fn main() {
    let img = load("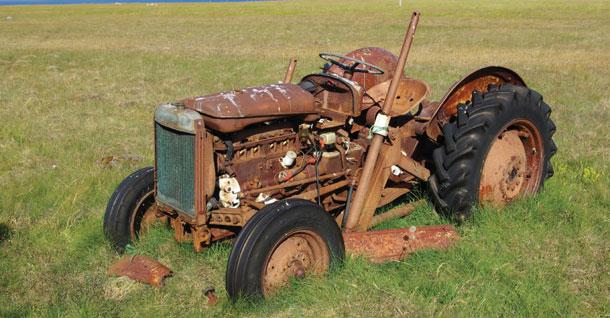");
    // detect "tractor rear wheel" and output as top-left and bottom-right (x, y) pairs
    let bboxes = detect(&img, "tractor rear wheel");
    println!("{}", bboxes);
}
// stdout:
(103, 167), (163, 252)
(429, 84), (556, 221)
(226, 199), (344, 302)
